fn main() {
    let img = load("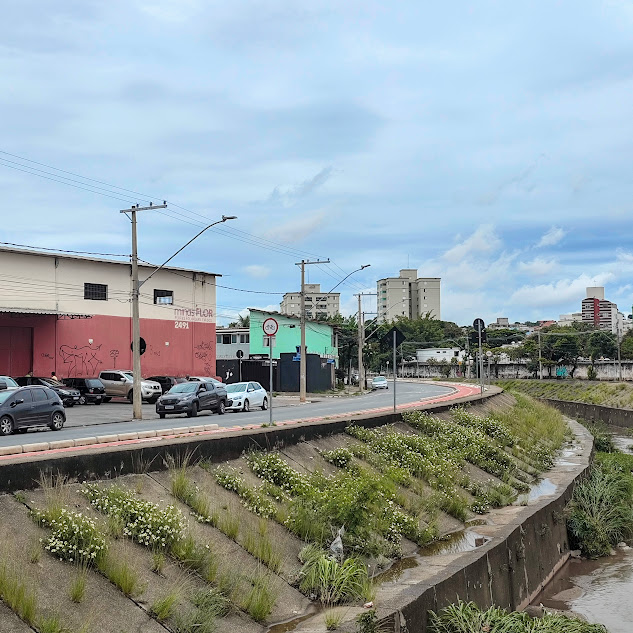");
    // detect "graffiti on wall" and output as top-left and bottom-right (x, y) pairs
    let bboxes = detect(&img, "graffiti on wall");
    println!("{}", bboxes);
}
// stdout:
(59, 344), (103, 376)
(109, 349), (119, 368)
